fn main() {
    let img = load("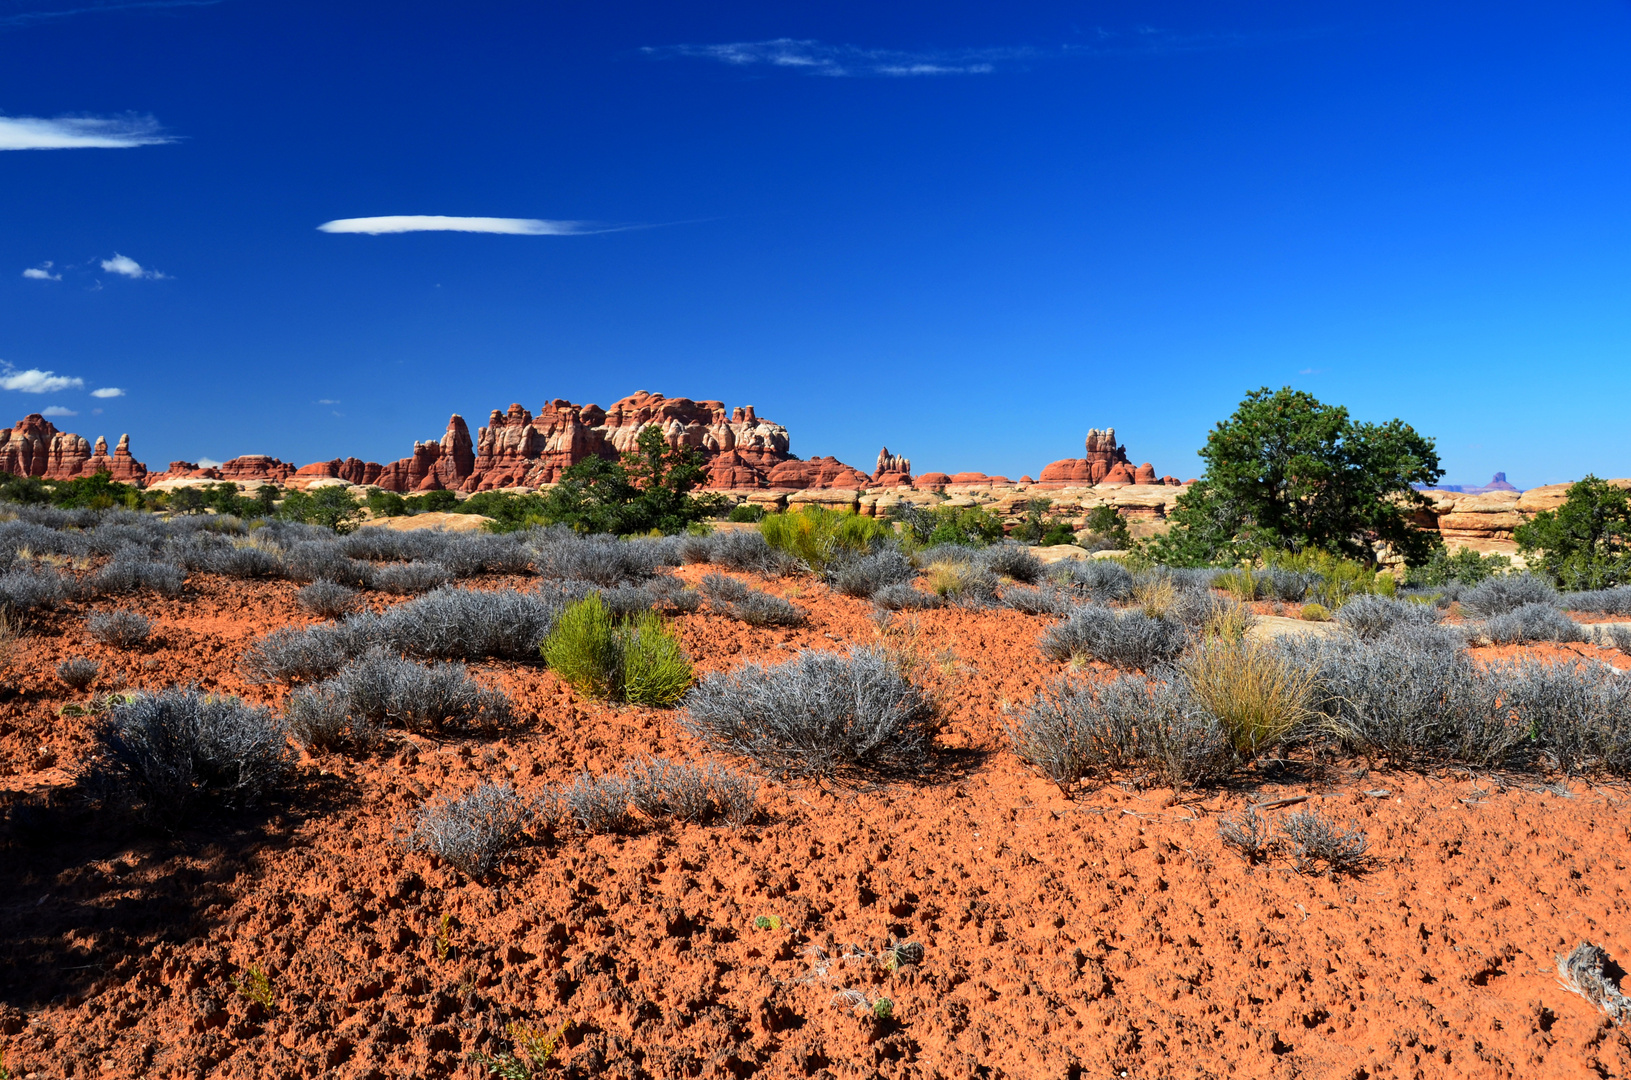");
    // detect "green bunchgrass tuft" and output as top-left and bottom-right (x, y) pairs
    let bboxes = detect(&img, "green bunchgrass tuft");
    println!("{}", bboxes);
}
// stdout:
(541, 594), (621, 699)
(542, 596), (693, 707)
(619, 610), (694, 706)
(1180, 640), (1312, 759)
